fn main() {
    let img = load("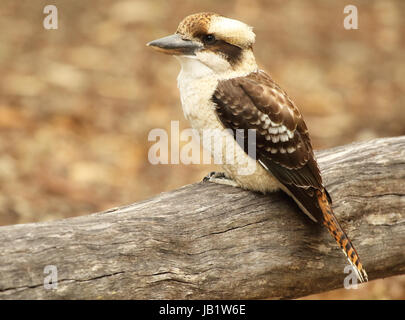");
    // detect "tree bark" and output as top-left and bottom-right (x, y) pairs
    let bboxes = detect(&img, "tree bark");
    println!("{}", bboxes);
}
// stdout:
(0, 136), (404, 299)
